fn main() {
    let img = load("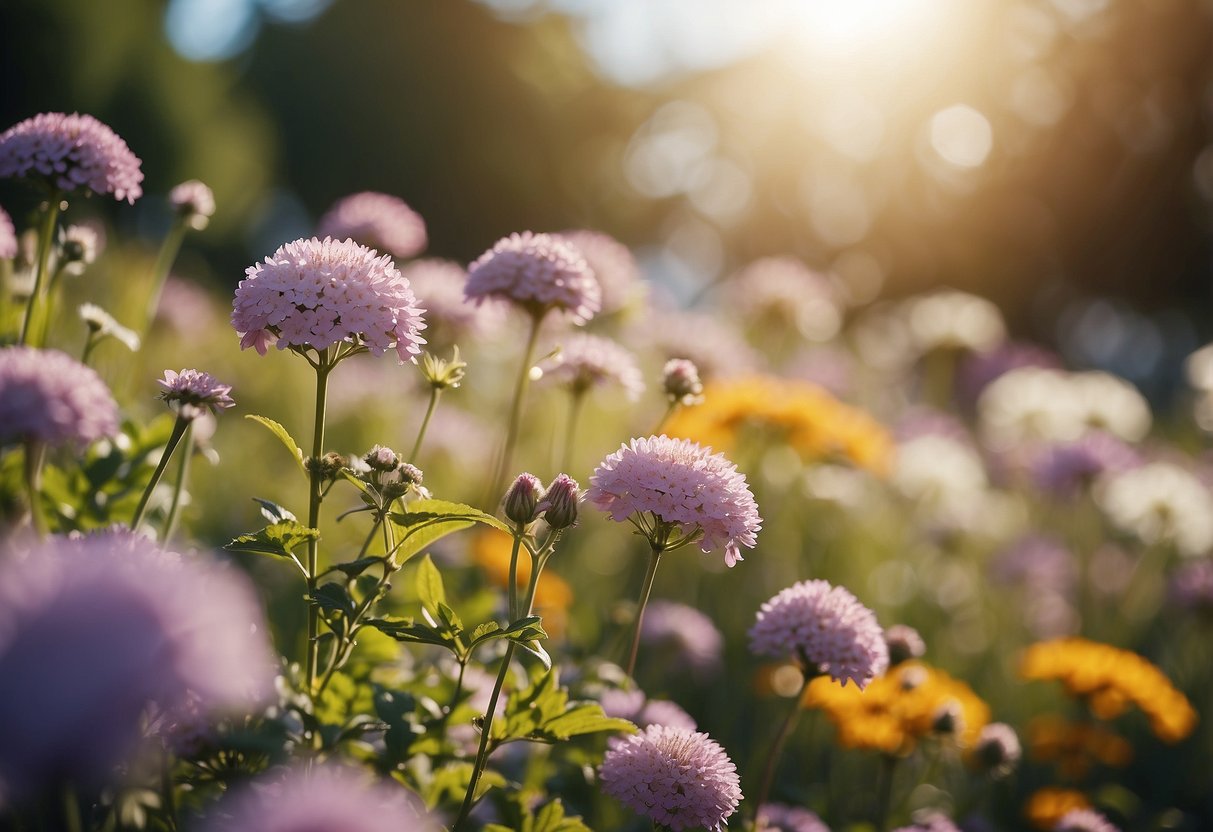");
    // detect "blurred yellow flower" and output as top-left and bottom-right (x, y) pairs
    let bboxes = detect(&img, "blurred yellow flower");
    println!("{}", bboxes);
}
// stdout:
(663, 375), (894, 477)
(803, 661), (990, 755)
(470, 529), (573, 637)
(1027, 714), (1133, 780)
(1020, 637), (1198, 743)
(1025, 788), (1090, 829)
